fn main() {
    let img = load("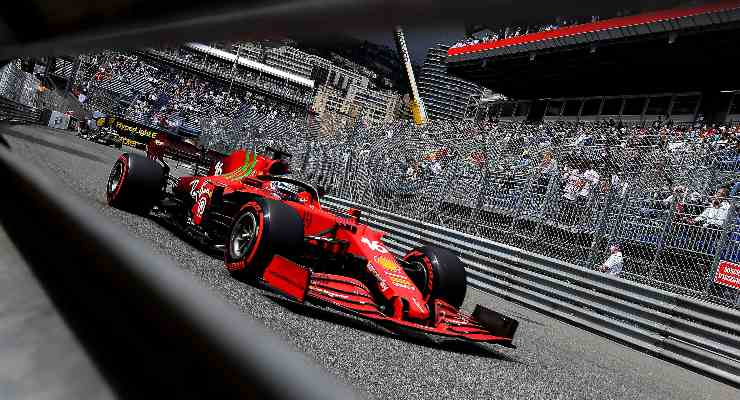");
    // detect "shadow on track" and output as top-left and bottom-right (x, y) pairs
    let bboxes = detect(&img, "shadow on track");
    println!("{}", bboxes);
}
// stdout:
(2, 127), (108, 163)
(147, 214), (225, 259)
(264, 294), (520, 363)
